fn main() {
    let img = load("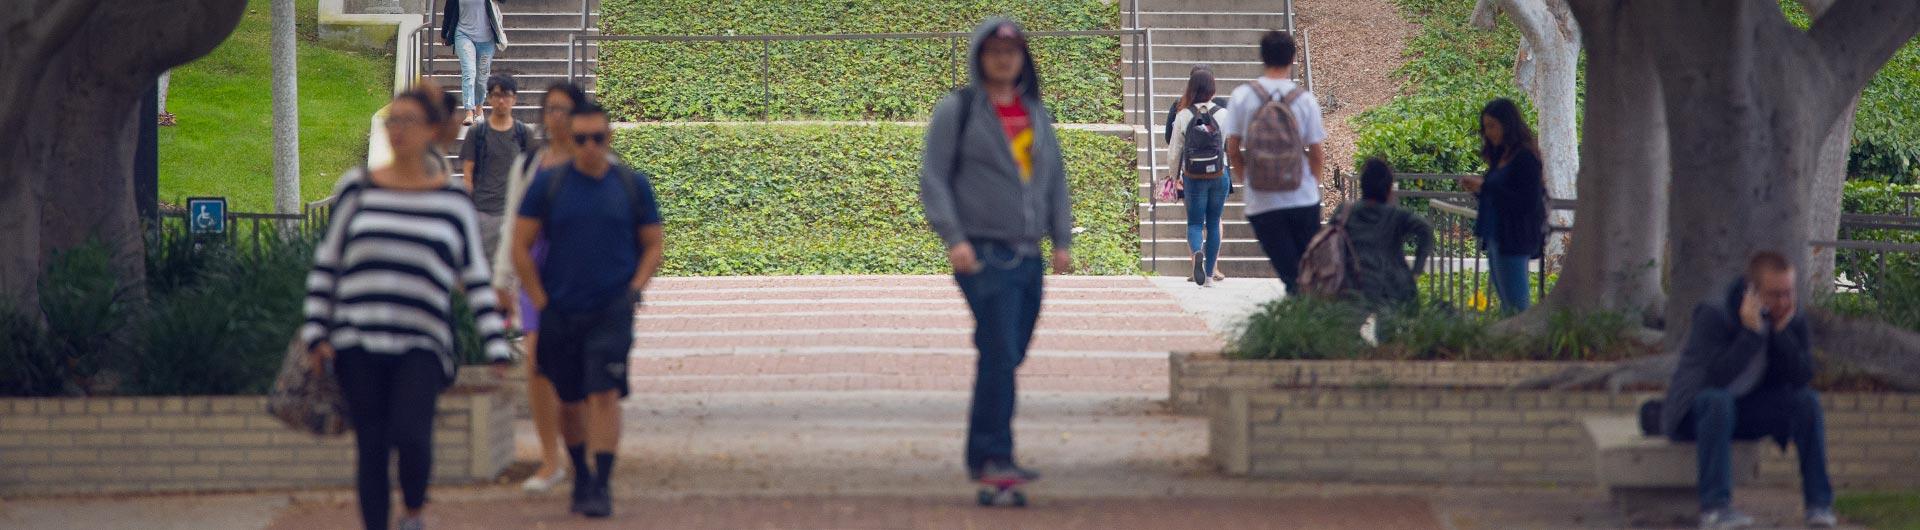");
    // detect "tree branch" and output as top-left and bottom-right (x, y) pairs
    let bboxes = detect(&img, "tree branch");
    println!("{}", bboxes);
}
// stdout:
(1472, 0), (1503, 30)
(1809, 0), (1920, 97)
